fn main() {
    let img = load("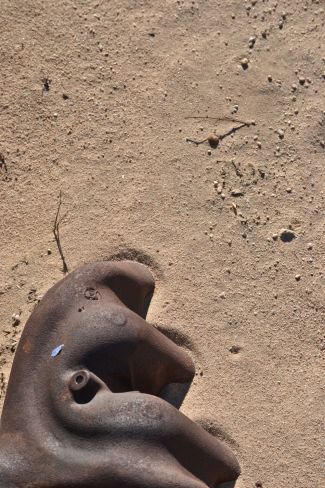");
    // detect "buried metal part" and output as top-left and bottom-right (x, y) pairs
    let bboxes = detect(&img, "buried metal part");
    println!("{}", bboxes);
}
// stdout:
(0, 260), (240, 487)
